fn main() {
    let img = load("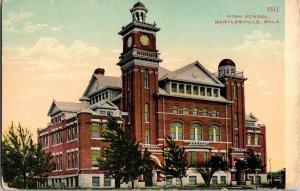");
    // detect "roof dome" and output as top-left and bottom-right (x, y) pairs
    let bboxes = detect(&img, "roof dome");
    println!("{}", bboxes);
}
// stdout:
(218, 59), (236, 67)
(133, 2), (145, 8)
